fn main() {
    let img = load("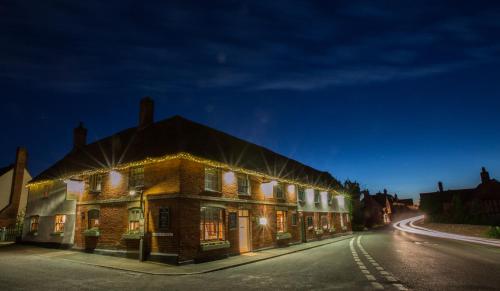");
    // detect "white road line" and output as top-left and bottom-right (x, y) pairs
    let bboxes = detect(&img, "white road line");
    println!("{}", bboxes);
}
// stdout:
(393, 215), (500, 247)
(349, 237), (384, 289)
(372, 282), (385, 290)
